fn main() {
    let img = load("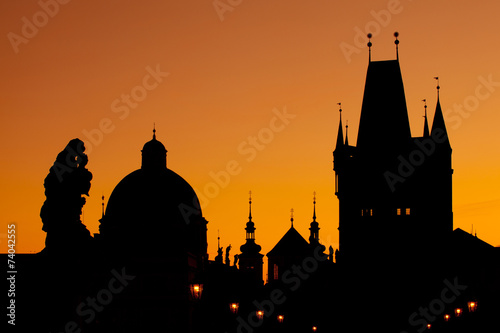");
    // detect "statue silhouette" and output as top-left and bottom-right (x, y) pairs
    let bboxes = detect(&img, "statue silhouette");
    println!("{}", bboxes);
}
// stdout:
(225, 244), (232, 265)
(215, 245), (223, 264)
(40, 139), (93, 254)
